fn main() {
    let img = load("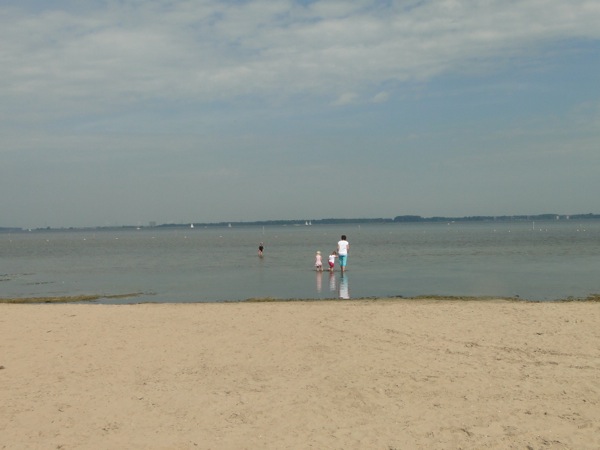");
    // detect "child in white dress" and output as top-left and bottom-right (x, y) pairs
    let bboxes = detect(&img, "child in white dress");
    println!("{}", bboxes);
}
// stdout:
(314, 251), (323, 271)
